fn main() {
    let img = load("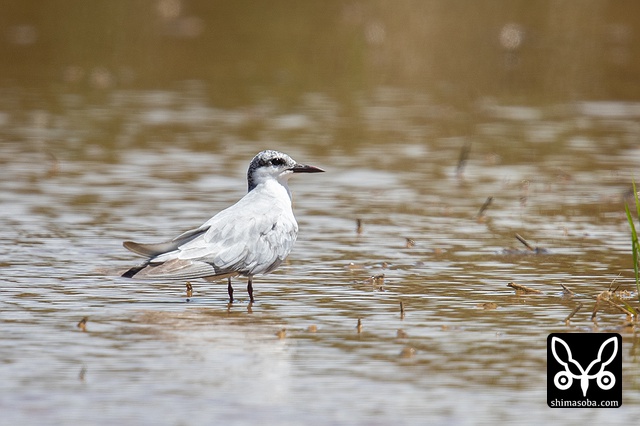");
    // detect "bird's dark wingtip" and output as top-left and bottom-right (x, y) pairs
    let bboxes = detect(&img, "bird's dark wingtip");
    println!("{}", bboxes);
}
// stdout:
(121, 264), (147, 278)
